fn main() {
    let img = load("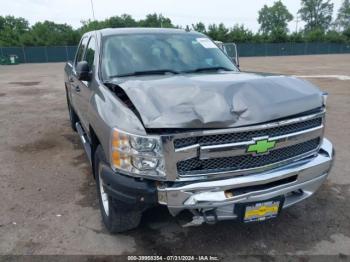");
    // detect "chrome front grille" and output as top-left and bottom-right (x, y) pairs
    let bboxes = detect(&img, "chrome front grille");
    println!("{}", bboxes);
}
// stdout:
(160, 109), (325, 181)
(174, 117), (322, 148)
(177, 138), (320, 175)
